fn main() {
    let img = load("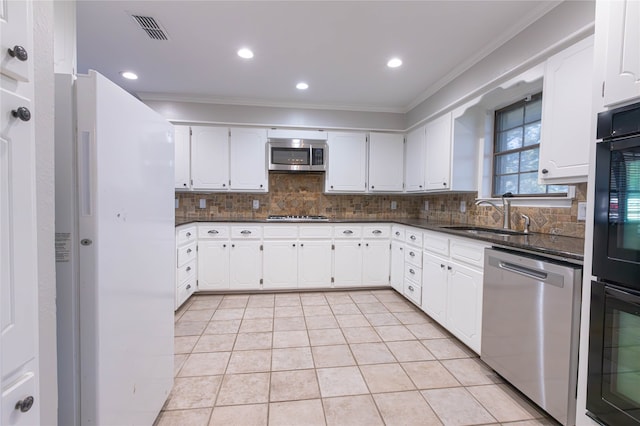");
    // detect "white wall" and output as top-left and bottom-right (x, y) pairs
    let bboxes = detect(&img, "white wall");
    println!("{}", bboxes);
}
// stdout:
(34, 0), (58, 423)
